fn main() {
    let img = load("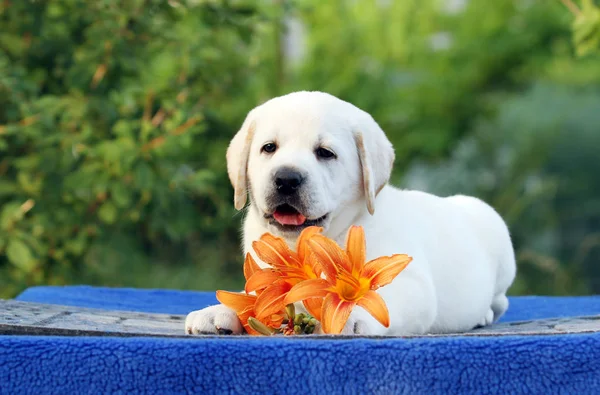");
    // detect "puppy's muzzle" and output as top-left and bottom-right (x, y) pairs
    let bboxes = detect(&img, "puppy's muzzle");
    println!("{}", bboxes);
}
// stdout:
(274, 167), (305, 196)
